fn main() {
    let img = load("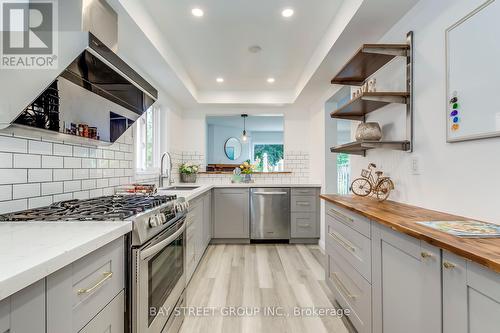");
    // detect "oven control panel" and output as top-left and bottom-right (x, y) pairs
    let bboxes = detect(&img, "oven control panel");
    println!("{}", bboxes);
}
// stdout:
(148, 199), (189, 228)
